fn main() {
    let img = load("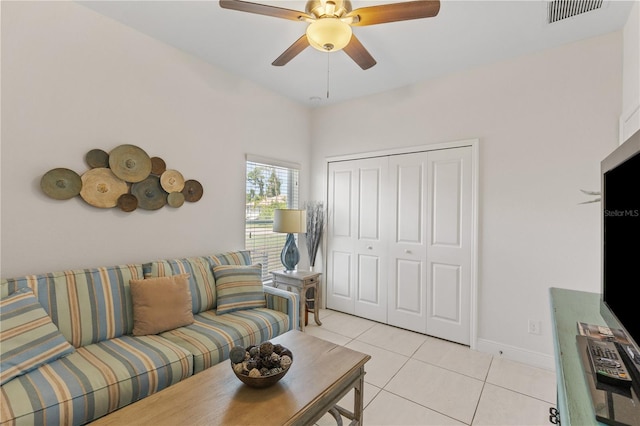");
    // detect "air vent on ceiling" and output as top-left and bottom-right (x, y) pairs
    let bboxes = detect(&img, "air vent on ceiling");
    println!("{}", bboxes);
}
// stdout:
(547, 0), (604, 24)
